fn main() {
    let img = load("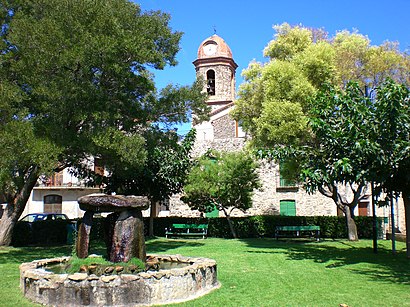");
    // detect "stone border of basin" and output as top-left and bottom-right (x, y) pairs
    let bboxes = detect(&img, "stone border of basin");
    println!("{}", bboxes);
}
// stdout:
(20, 254), (220, 306)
